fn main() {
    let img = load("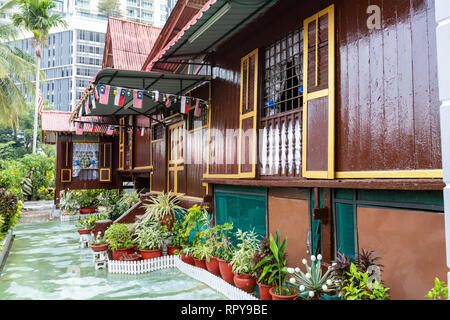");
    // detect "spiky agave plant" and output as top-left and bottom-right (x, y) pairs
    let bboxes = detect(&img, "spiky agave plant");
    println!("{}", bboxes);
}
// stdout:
(142, 192), (185, 222)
